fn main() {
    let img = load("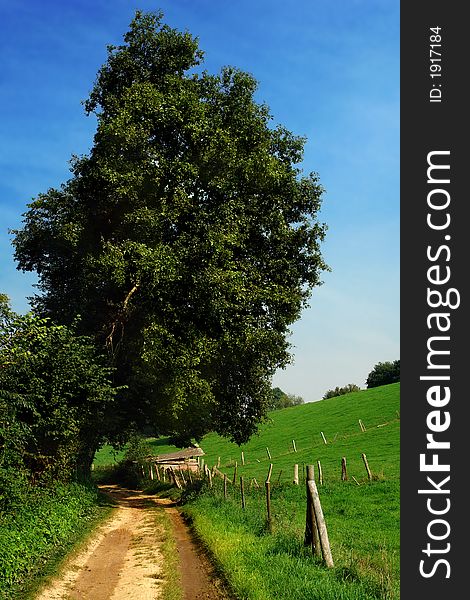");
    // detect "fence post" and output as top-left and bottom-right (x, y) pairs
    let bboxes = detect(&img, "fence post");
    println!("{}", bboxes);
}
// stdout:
(317, 460), (323, 485)
(341, 457), (348, 481)
(232, 461), (238, 485)
(240, 477), (246, 509)
(320, 431), (328, 444)
(307, 479), (334, 567)
(293, 464), (299, 485)
(266, 447), (272, 460)
(265, 463), (273, 531)
(362, 453), (372, 480)
(292, 439), (297, 453)
(359, 419), (366, 432)
(304, 465), (321, 557)
(241, 451), (245, 466)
